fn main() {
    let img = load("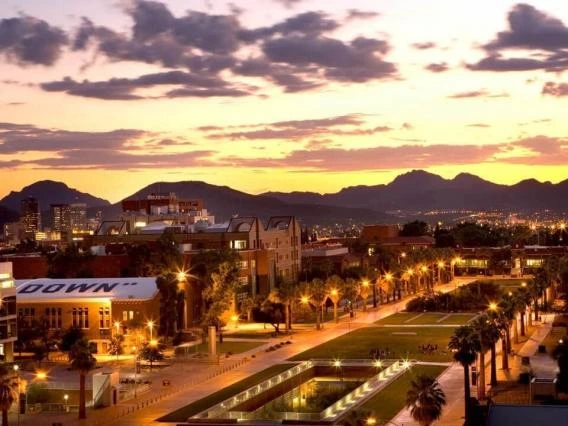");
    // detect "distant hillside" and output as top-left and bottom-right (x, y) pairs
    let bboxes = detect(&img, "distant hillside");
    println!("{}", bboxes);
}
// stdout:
(263, 170), (568, 212)
(105, 181), (392, 226)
